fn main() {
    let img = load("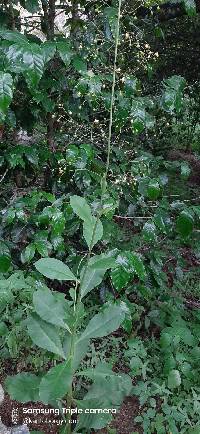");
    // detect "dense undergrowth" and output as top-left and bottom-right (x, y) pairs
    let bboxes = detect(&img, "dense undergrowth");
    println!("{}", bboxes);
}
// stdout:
(0, 1), (200, 434)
